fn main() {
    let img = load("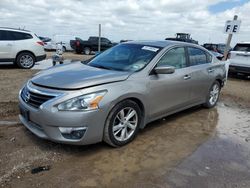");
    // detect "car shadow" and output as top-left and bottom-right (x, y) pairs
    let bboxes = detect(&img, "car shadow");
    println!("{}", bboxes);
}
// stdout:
(0, 63), (18, 69)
